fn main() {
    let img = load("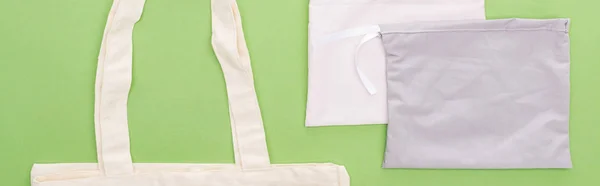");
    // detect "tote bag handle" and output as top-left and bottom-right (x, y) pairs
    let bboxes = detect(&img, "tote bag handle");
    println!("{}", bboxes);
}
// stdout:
(94, 0), (145, 176)
(94, 0), (270, 176)
(211, 0), (271, 169)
